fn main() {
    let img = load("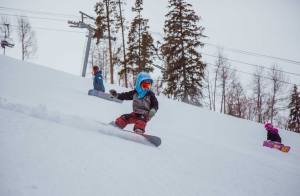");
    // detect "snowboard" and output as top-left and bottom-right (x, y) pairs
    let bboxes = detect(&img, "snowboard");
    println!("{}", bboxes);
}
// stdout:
(263, 140), (291, 153)
(98, 121), (161, 147)
(88, 89), (123, 104)
(121, 129), (161, 147)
